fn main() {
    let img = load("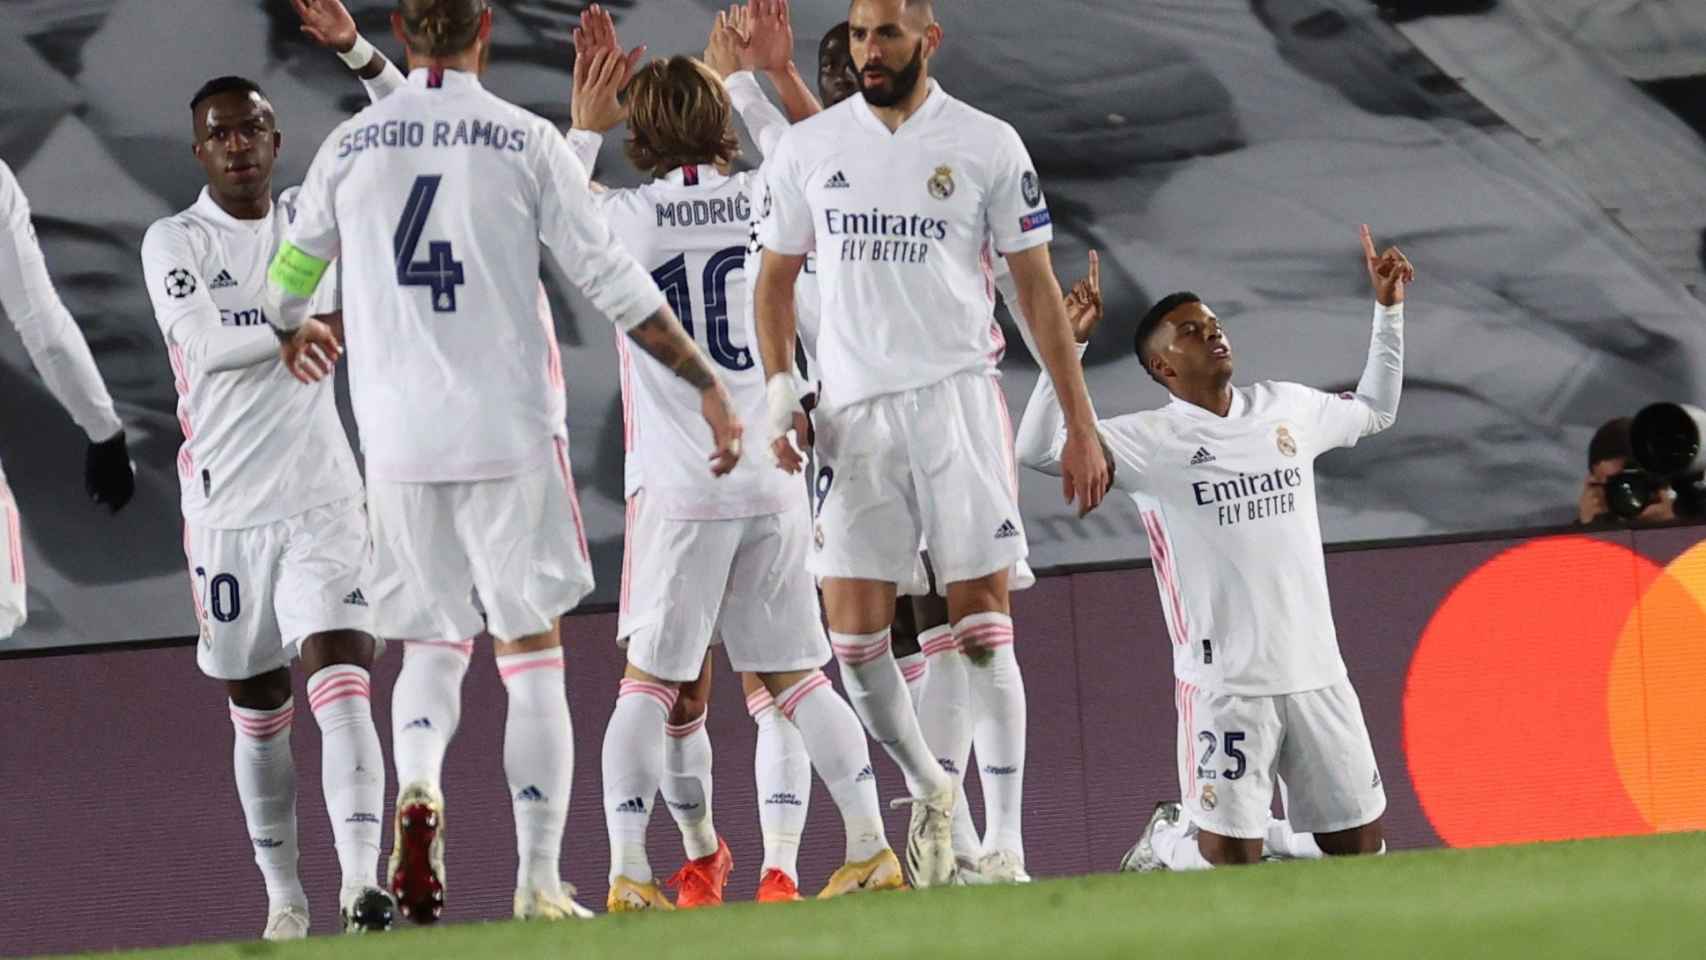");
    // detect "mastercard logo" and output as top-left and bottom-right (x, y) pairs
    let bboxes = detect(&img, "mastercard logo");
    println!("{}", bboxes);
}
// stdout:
(1404, 535), (1706, 846)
